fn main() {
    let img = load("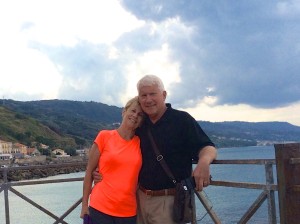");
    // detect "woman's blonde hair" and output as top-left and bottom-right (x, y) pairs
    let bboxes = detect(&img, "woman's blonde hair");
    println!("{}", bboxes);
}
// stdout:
(123, 96), (140, 111)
